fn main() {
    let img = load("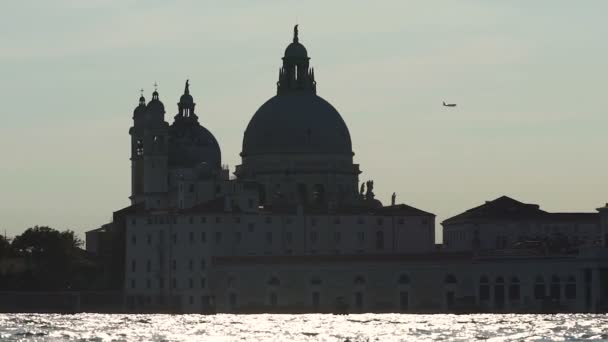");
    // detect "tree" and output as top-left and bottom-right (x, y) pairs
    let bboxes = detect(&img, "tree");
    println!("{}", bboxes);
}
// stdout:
(10, 226), (88, 290)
